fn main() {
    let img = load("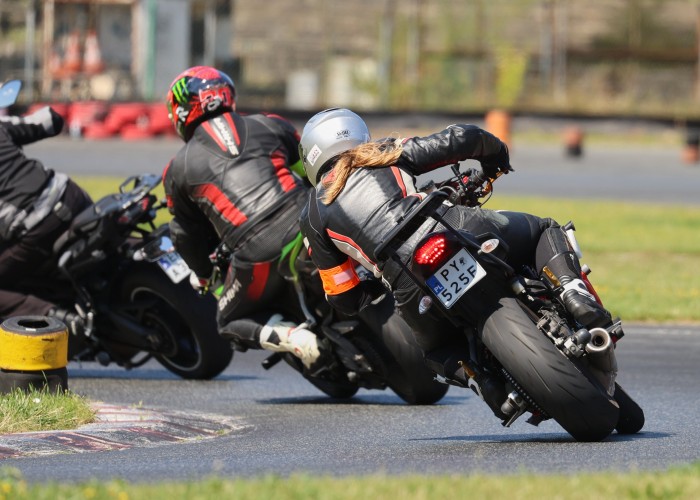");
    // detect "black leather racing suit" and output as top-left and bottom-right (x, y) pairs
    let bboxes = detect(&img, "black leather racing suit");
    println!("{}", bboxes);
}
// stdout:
(0, 107), (93, 318)
(300, 124), (568, 353)
(163, 110), (308, 347)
